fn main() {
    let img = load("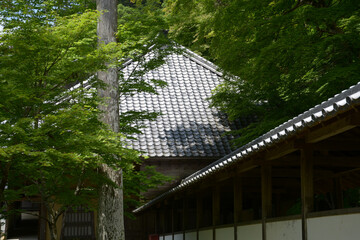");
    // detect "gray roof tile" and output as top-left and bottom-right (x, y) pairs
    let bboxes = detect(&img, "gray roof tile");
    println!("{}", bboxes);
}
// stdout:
(121, 49), (238, 158)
